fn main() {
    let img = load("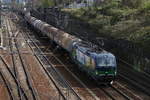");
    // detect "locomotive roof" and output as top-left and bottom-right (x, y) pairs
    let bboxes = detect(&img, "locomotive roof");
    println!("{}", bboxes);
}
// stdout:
(76, 42), (115, 58)
(76, 41), (107, 54)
